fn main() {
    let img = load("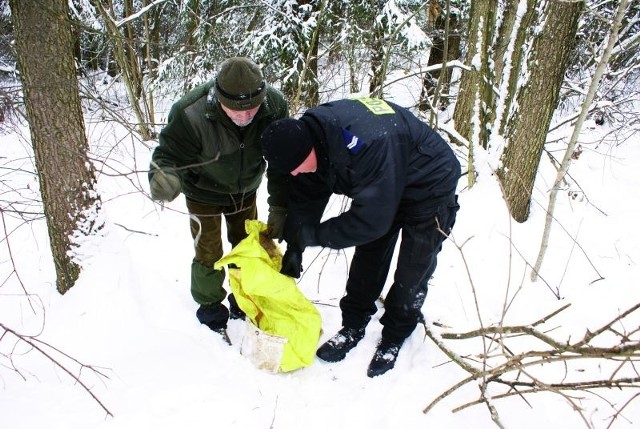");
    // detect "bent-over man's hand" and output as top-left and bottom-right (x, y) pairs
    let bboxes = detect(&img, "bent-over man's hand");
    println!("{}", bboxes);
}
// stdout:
(280, 248), (303, 278)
